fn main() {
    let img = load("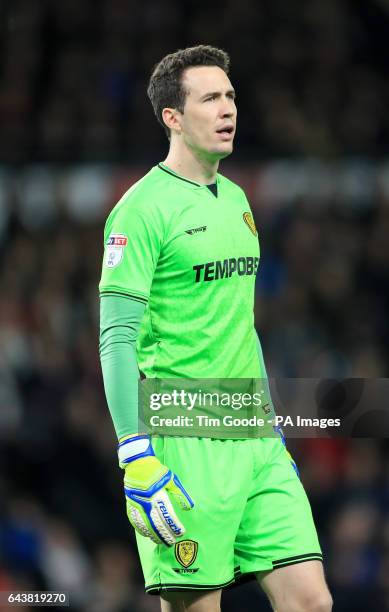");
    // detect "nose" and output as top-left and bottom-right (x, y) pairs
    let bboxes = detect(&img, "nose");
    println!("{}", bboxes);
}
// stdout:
(221, 108), (234, 118)
(219, 98), (235, 118)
